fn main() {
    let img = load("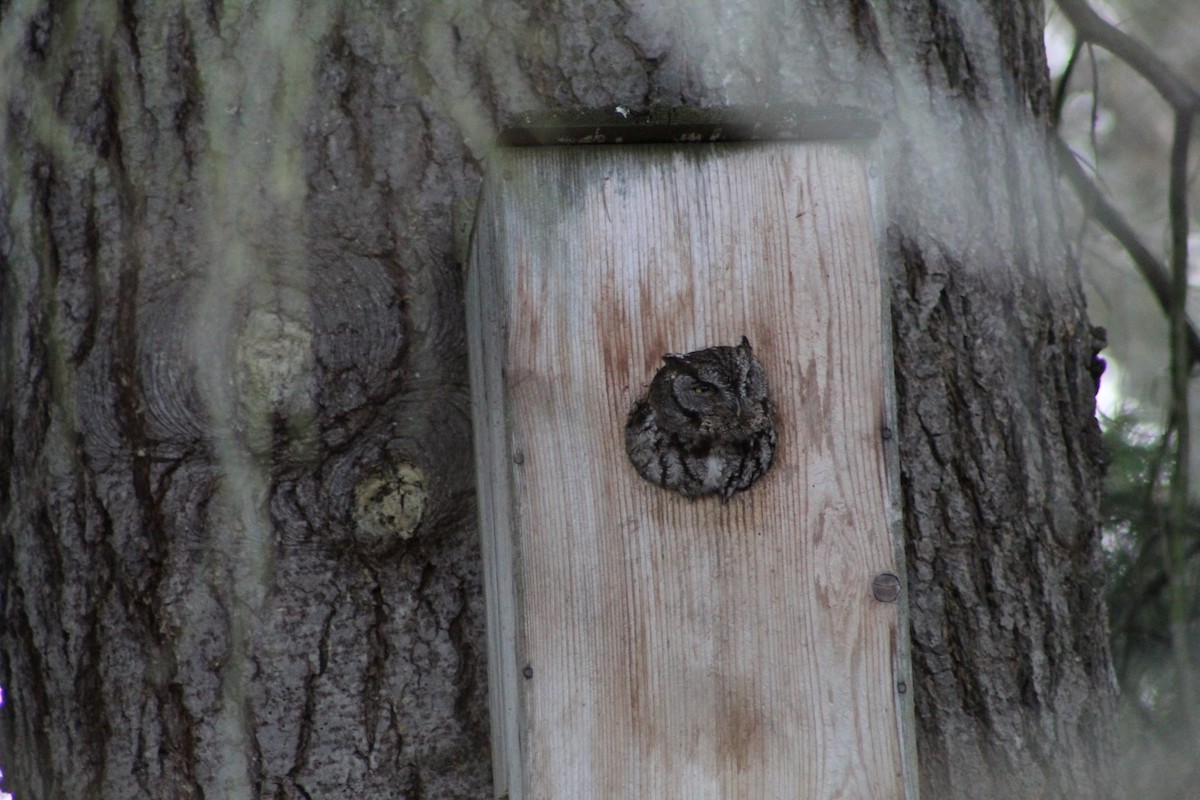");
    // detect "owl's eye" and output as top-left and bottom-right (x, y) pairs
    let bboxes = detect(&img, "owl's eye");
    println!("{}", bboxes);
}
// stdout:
(693, 384), (715, 395)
